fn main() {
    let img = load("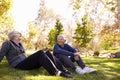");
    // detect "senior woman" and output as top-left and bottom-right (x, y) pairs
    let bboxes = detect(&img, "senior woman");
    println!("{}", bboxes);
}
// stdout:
(0, 31), (71, 78)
